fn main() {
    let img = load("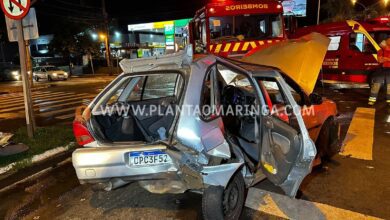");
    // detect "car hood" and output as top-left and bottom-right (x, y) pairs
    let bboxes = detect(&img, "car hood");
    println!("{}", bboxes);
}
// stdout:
(242, 33), (330, 95)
